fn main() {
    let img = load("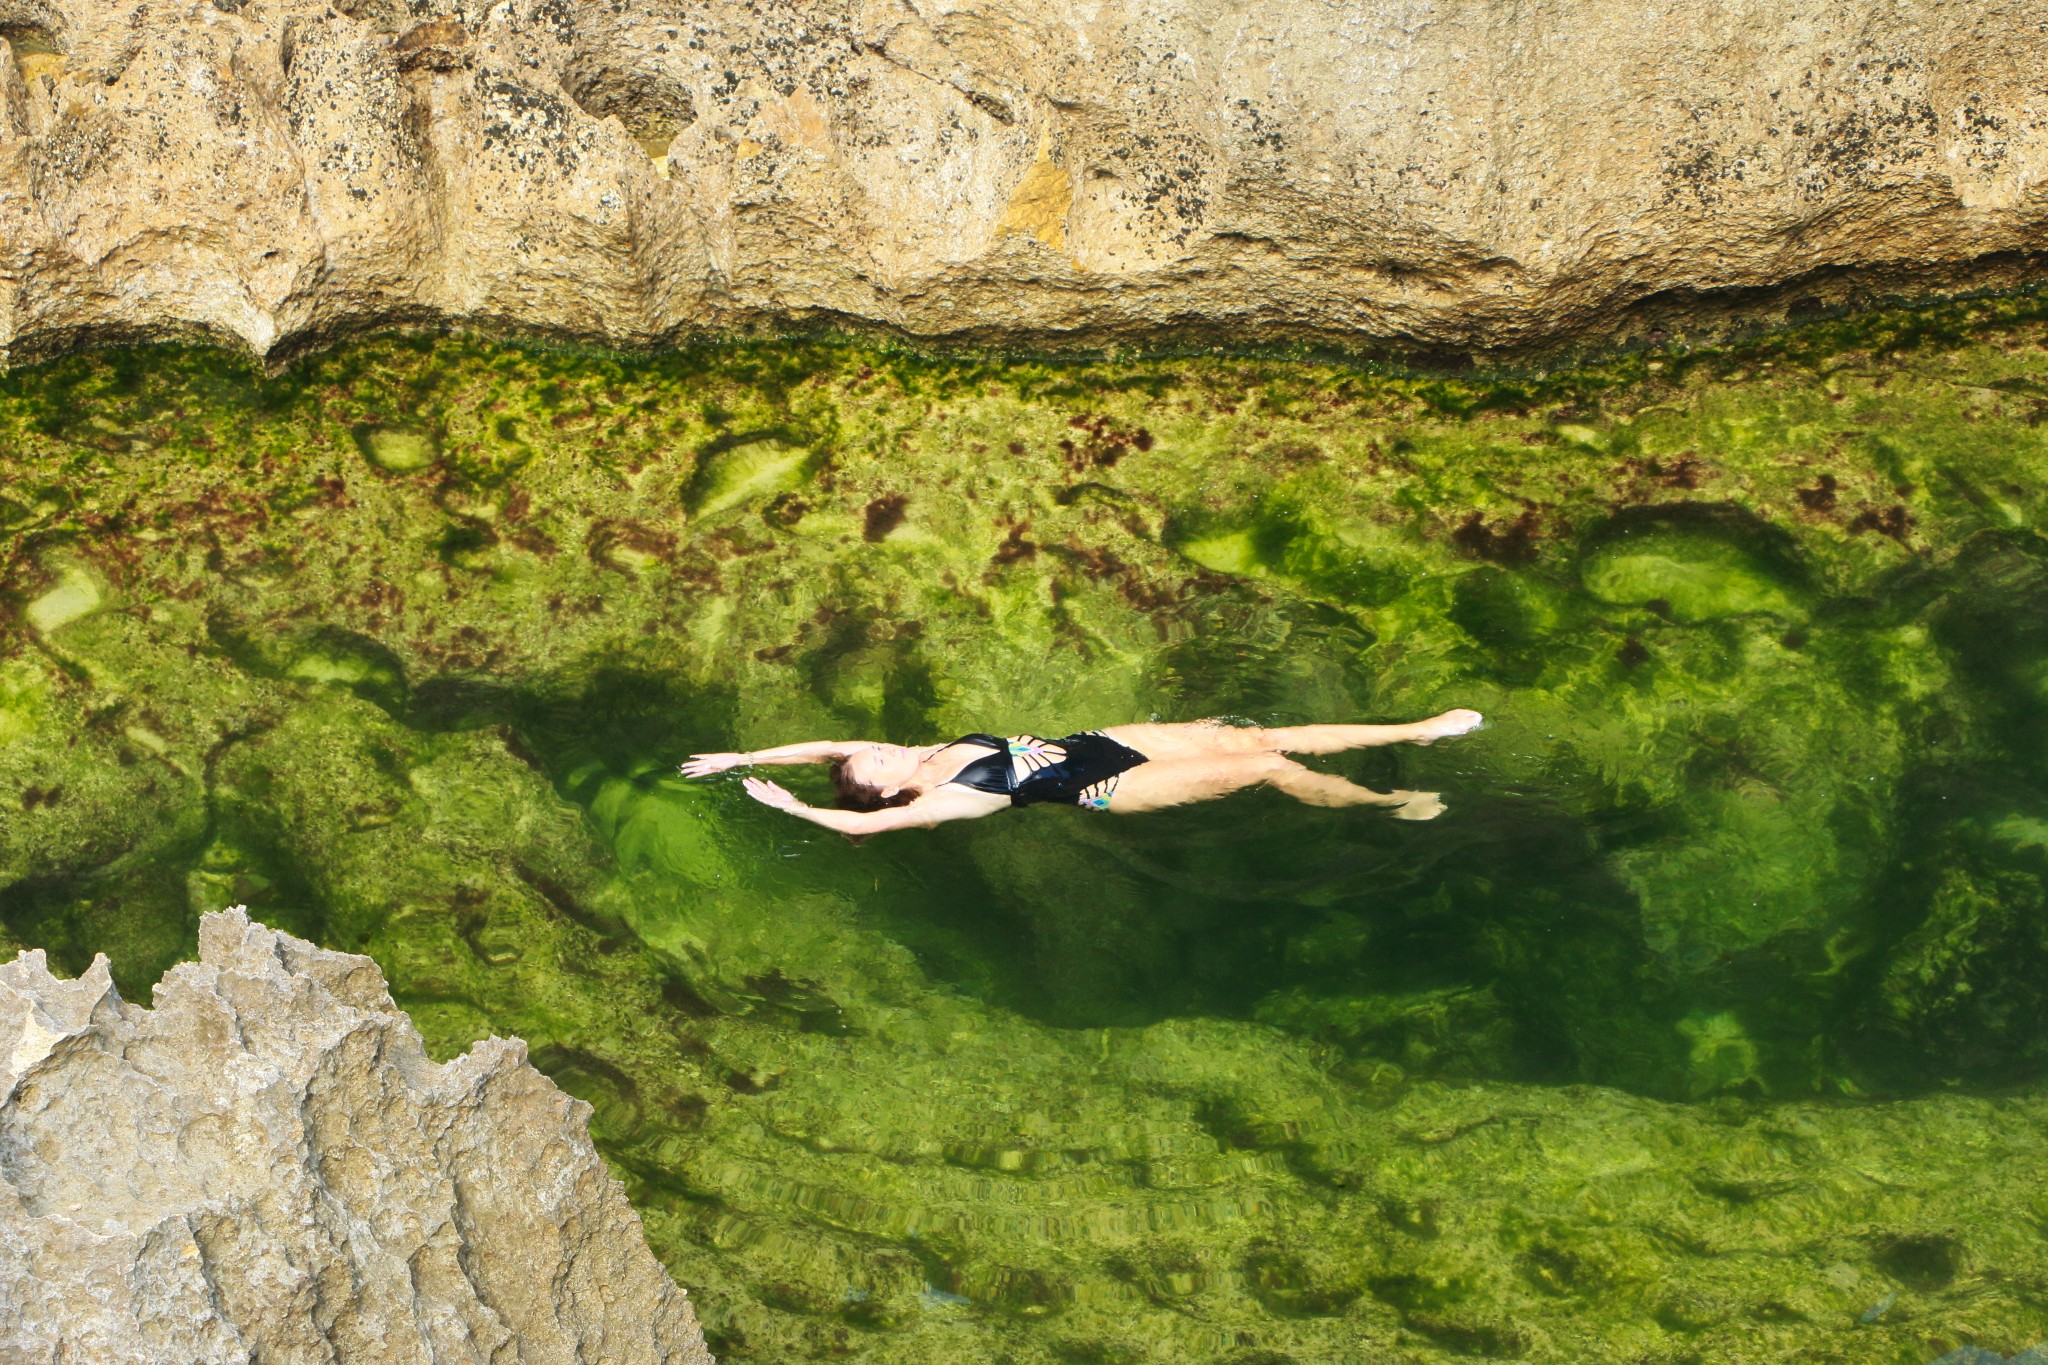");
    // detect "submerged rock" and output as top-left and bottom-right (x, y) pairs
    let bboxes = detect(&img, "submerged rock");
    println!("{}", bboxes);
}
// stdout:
(0, 909), (712, 1365)
(4, 0), (2048, 360)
